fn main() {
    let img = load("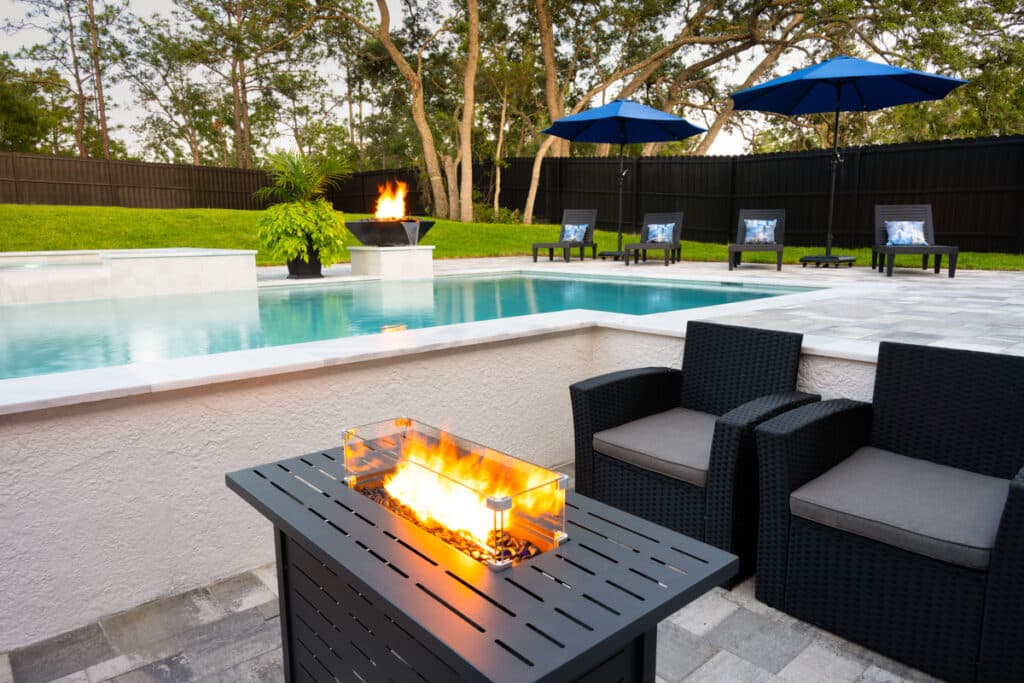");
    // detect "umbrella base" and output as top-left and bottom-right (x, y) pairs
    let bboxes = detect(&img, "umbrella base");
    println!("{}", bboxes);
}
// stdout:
(800, 254), (856, 268)
(598, 250), (631, 261)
